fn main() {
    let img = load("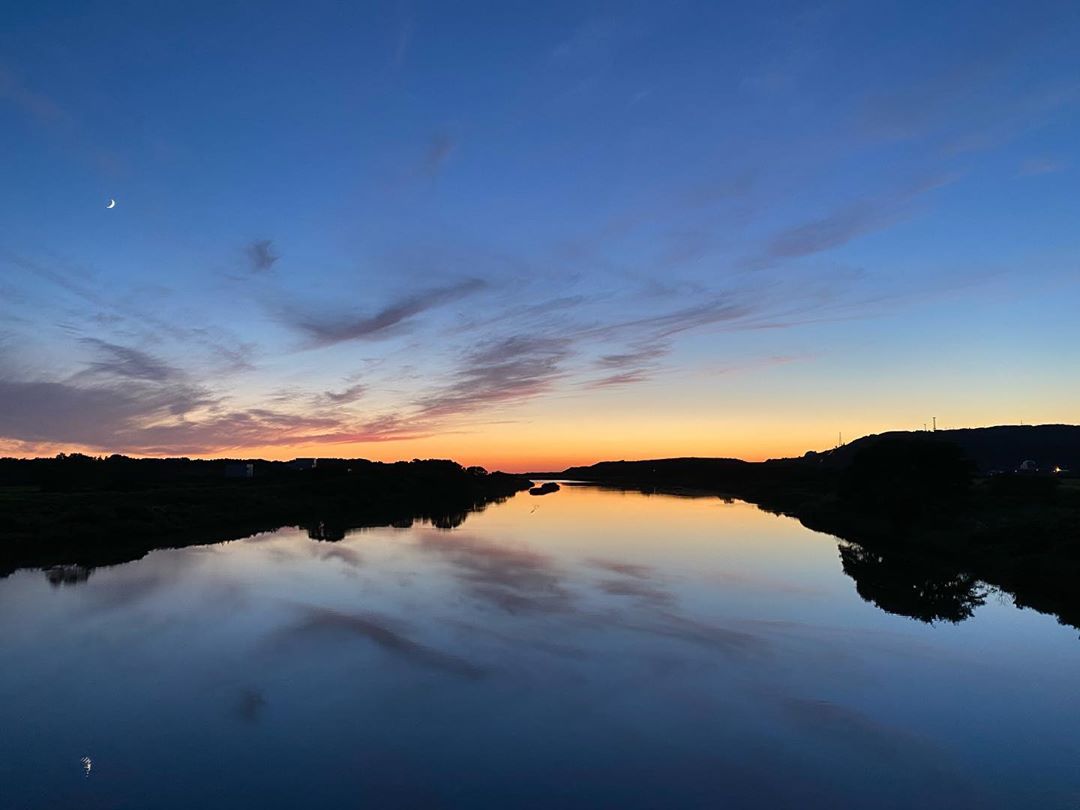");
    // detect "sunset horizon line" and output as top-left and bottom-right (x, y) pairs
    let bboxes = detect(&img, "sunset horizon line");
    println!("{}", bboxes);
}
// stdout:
(4, 419), (1070, 474)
